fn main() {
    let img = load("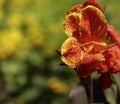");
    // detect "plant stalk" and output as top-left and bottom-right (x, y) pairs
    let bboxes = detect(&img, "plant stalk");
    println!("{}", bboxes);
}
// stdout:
(81, 76), (93, 104)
